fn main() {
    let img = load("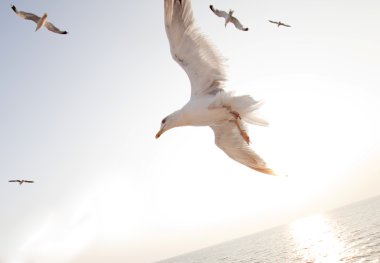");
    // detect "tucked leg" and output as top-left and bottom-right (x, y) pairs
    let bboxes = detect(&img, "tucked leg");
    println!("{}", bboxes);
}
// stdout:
(235, 119), (251, 145)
